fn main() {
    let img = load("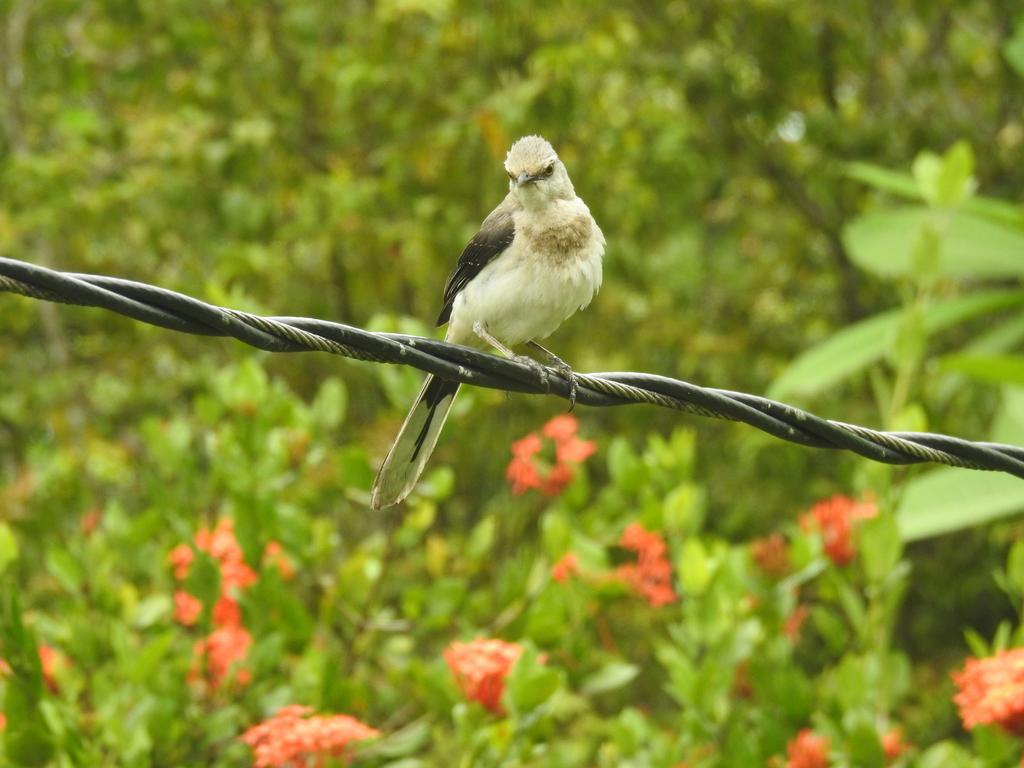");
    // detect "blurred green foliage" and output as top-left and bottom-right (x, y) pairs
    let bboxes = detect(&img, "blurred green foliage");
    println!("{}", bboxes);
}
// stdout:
(2, 0), (1024, 765)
